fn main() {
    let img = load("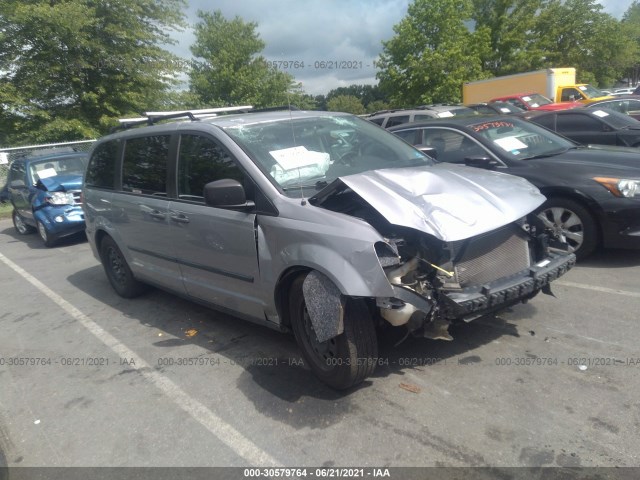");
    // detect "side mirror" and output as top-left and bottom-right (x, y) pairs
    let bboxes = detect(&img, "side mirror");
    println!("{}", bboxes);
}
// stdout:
(465, 156), (499, 170)
(204, 179), (254, 210)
